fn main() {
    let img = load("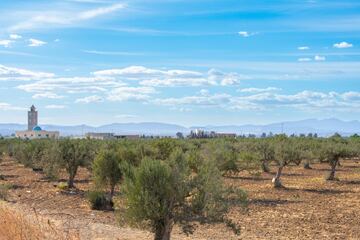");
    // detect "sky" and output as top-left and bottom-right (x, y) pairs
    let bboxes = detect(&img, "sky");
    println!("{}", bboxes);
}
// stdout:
(0, 0), (360, 127)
